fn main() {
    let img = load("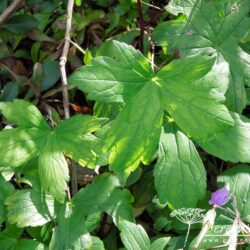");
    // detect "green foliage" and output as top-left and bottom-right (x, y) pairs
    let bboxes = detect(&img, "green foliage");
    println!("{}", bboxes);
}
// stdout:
(50, 173), (133, 249)
(153, 0), (250, 112)
(0, 99), (105, 201)
(70, 40), (236, 180)
(69, 41), (152, 104)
